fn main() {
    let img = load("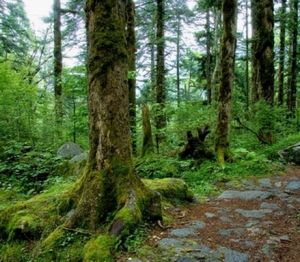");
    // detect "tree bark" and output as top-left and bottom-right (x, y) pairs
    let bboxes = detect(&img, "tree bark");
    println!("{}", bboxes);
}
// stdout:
(155, 0), (166, 152)
(251, 0), (275, 105)
(142, 104), (154, 156)
(176, 9), (181, 106)
(65, 0), (161, 235)
(245, 0), (250, 109)
(215, 0), (237, 165)
(206, 7), (212, 104)
(287, 0), (298, 116)
(127, 0), (137, 154)
(278, 0), (287, 106)
(53, 0), (63, 124)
